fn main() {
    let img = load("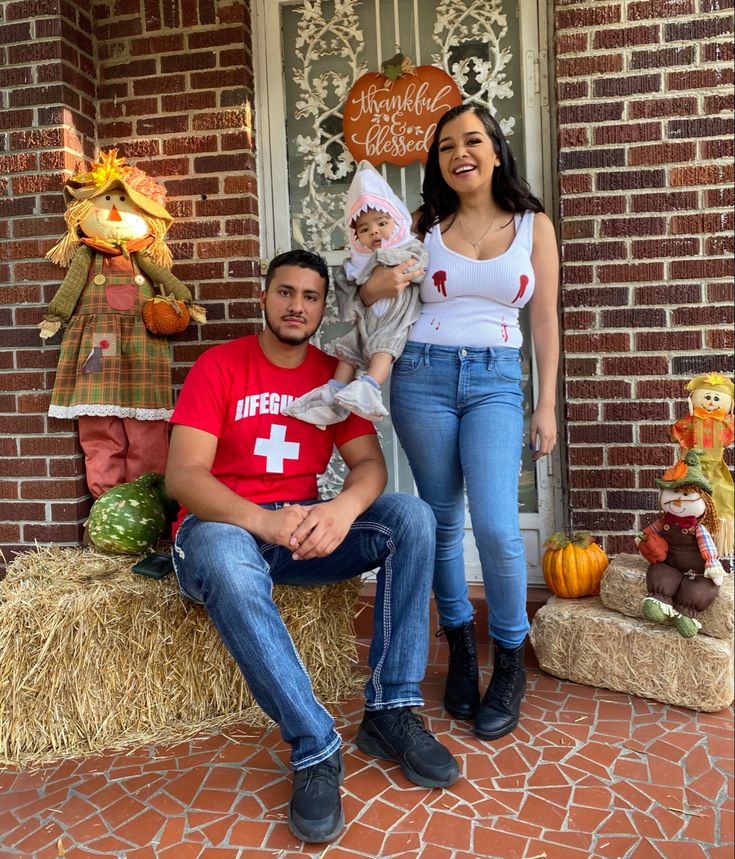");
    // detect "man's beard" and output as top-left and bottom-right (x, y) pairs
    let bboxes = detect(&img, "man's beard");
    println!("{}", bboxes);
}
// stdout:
(263, 308), (319, 346)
